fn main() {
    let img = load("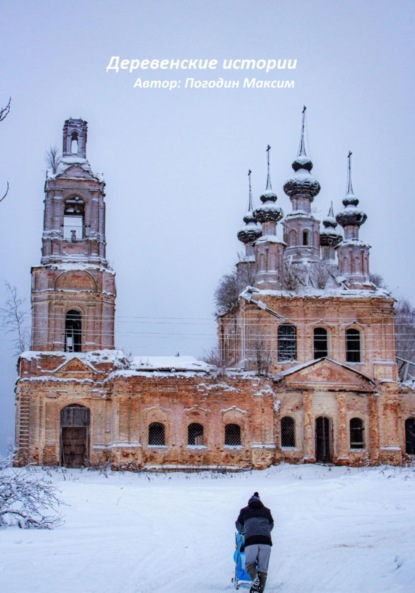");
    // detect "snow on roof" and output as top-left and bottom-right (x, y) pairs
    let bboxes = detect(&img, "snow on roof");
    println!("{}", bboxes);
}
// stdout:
(274, 357), (376, 384)
(128, 356), (213, 373)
